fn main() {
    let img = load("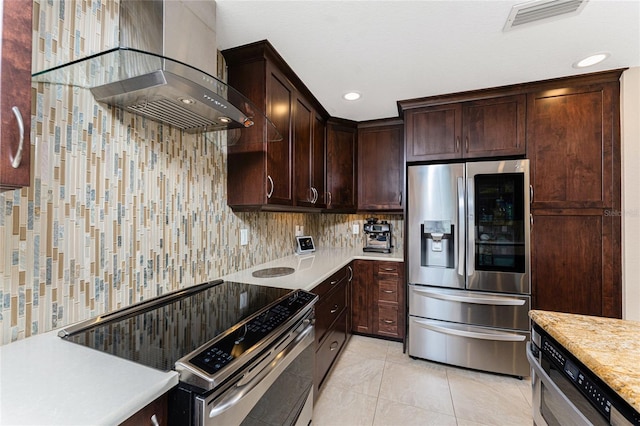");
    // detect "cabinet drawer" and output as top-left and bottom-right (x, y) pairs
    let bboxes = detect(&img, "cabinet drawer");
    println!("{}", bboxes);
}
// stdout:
(313, 266), (349, 298)
(376, 261), (401, 276)
(378, 280), (399, 303)
(377, 304), (400, 336)
(315, 283), (347, 345)
(315, 312), (347, 390)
